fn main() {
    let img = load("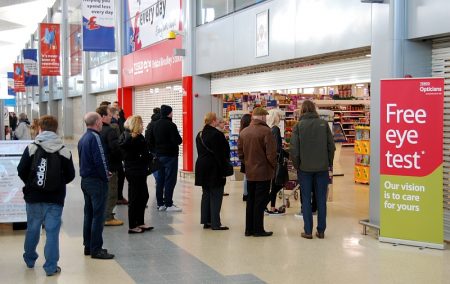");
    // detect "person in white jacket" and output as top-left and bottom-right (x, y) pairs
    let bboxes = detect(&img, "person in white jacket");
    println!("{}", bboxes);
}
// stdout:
(15, 113), (31, 140)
